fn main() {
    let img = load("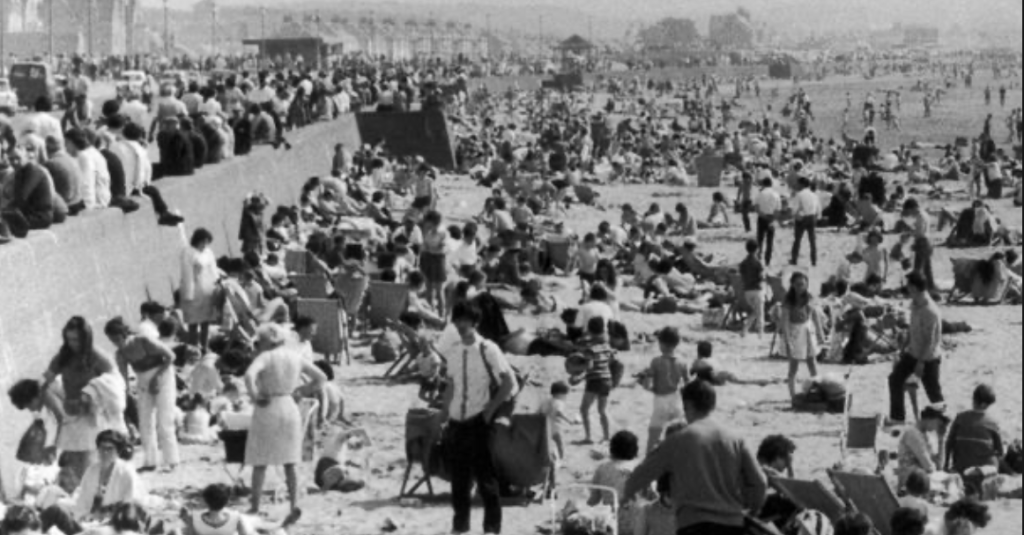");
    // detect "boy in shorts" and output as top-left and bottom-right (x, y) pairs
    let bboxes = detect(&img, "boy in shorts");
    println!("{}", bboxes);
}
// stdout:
(640, 328), (690, 453)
